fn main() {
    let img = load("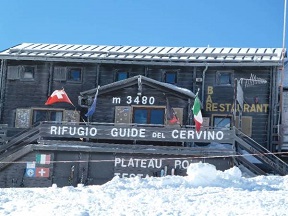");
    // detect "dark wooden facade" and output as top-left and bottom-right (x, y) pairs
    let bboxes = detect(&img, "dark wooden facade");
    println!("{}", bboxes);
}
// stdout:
(0, 43), (287, 187)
